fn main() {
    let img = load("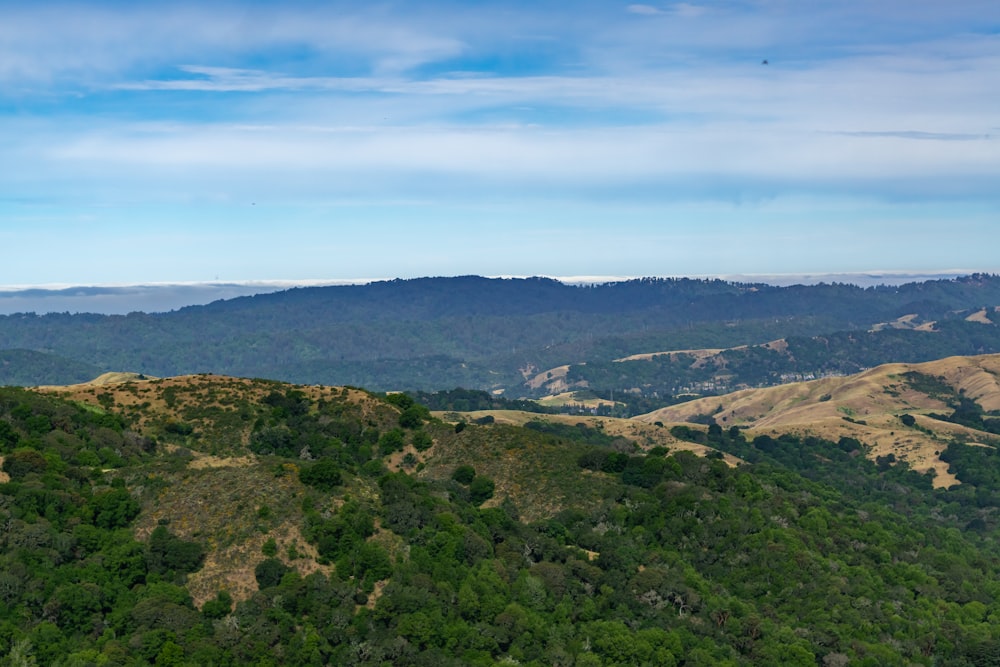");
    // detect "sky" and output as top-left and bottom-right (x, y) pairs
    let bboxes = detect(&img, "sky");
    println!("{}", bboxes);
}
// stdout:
(1, 0), (999, 290)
